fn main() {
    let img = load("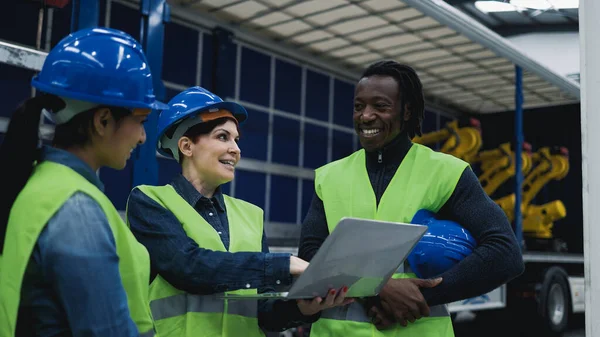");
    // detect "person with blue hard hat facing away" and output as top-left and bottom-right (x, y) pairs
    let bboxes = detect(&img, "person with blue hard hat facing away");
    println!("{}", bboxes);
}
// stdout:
(299, 59), (525, 336)
(126, 86), (353, 337)
(0, 27), (168, 337)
